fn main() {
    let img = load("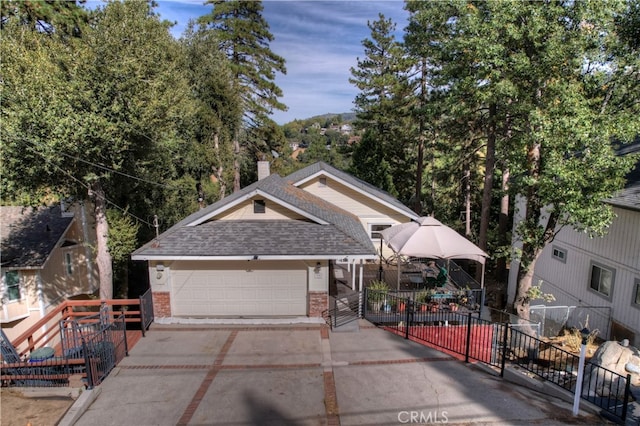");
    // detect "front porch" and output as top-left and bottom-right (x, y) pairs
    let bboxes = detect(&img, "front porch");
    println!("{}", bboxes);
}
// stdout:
(331, 258), (483, 297)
